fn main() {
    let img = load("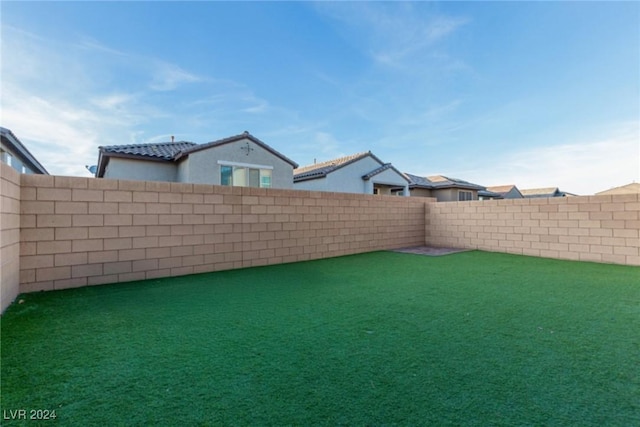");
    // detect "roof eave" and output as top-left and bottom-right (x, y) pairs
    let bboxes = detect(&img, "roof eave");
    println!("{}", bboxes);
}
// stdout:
(95, 149), (172, 178)
(178, 133), (299, 168)
(293, 173), (327, 183)
(0, 128), (49, 174)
